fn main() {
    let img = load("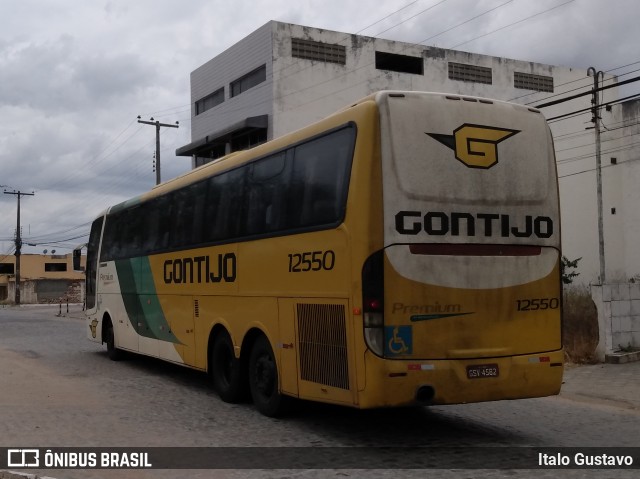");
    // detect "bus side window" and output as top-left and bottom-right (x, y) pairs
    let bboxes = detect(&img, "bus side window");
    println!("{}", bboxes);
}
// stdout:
(86, 217), (104, 309)
(171, 182), (205, 249)
(121, 206), (143, 259)
(290, 127), (353, 228)
(246, 153), (287, 235)
(140, 201), (158, 255)
(204, 168), (245, 242)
